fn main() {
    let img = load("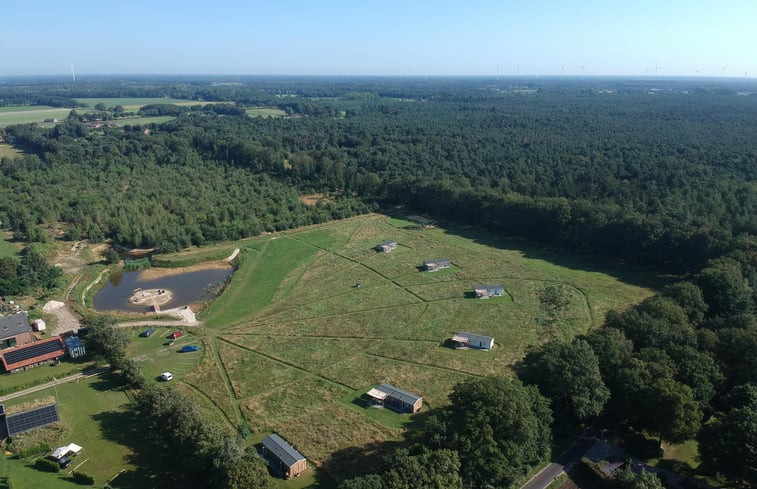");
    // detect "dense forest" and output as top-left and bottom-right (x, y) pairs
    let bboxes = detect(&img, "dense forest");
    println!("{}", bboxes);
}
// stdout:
(0, 77), (755, 487)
